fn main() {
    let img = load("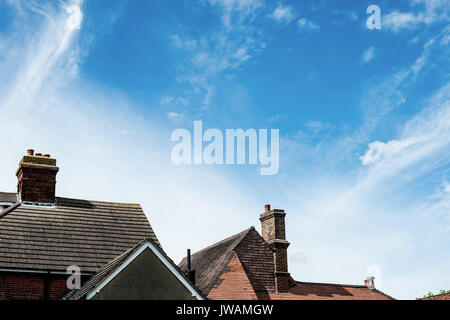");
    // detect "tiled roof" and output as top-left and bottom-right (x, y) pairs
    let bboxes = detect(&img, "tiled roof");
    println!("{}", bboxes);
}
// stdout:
(0, 196), (159, 273)
(420, 292), (450, 300)
(179, 227), (253, 295)
(234, 228), (275, 292)
(179, 227), (394, 300)
(0, 192), (17, 203)
(260, 281), (394, 300)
